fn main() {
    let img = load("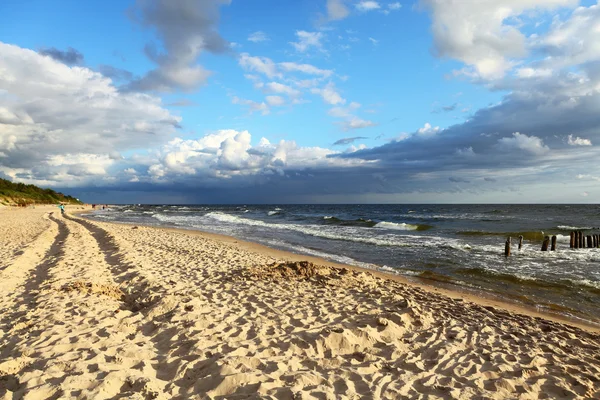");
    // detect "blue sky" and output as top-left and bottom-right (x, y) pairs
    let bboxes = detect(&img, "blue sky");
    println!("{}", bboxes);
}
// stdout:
(1, 0), (599, 203)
